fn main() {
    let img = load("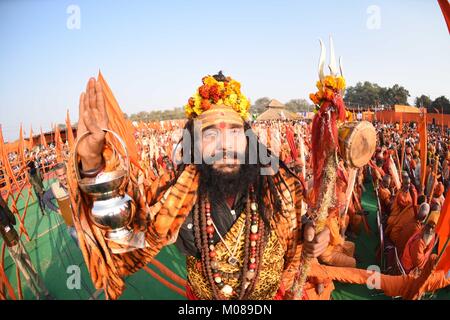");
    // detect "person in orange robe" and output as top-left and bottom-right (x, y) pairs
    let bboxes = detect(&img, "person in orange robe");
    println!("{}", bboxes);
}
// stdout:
(378, 174), (392, 218)
(318, 208), (356, 268)
(430, 182), (445, 209)
(401, 211), (439, 275)
(392, 200), (429, 255)
(386, 176), (416, 234)
(388, 193), (425, 247)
